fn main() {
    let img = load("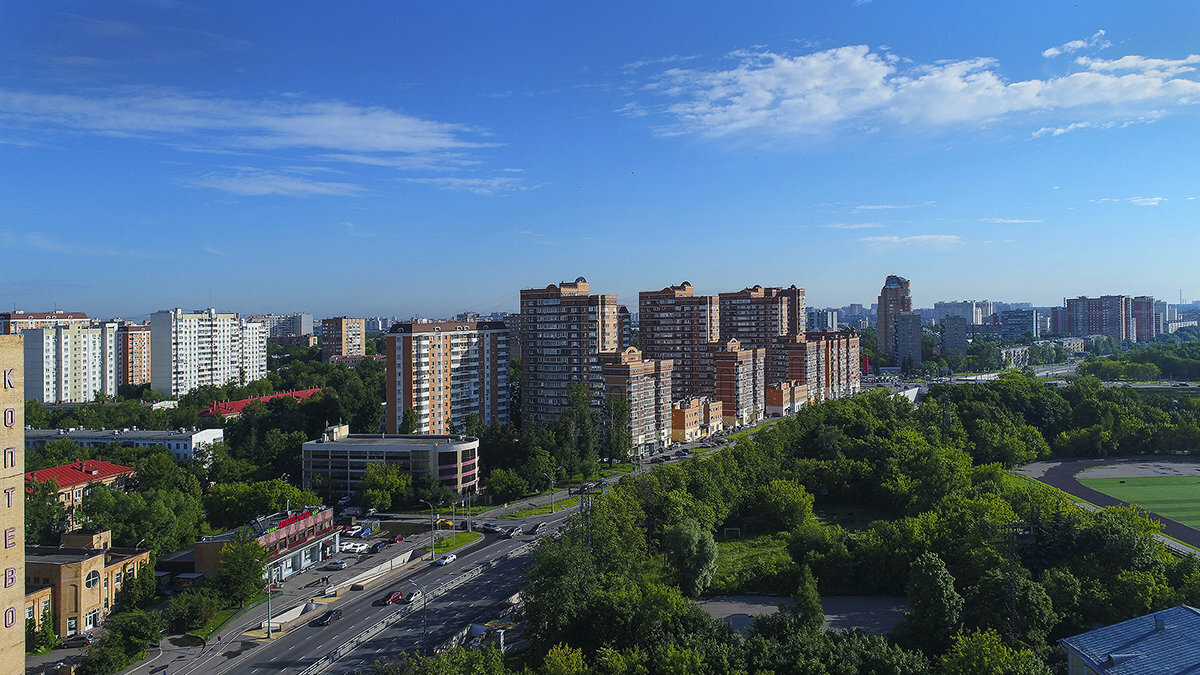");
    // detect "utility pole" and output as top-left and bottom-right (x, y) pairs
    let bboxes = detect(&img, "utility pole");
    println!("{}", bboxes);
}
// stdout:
(420, 499), (438, 560)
